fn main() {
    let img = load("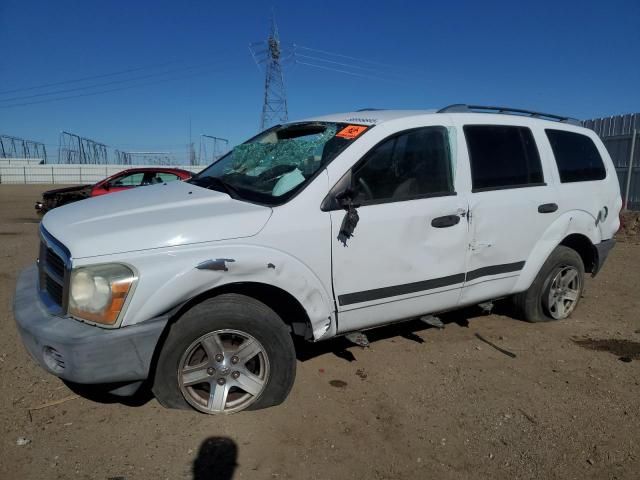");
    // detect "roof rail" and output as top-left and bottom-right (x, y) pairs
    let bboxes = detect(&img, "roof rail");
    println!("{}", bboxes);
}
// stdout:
(356, 108), (385, 112)
(437, 104), (581, 126)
